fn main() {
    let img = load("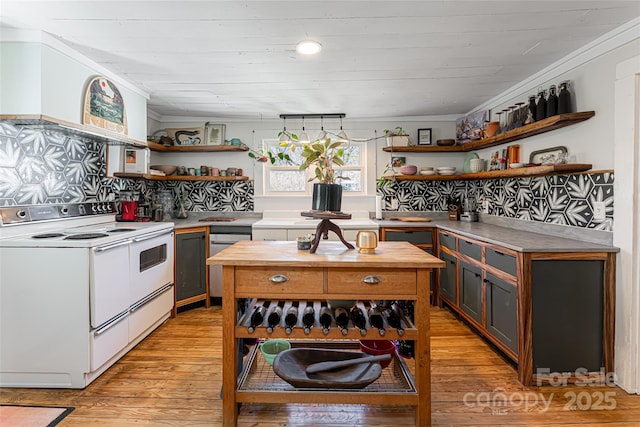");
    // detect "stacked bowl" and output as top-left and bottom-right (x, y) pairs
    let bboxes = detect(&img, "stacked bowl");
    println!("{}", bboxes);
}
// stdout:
(399, 165), (418, 175)
(436, 166), (456, 176)
(469, 158), (485, 173)
(419, 167), (435, 176)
